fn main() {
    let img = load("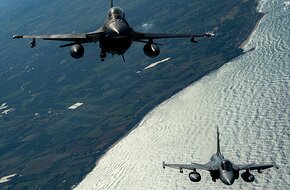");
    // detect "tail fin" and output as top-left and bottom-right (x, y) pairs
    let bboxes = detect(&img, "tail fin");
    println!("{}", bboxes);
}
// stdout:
(217, 126), (221, 153)
(110, 0), (113, 8)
